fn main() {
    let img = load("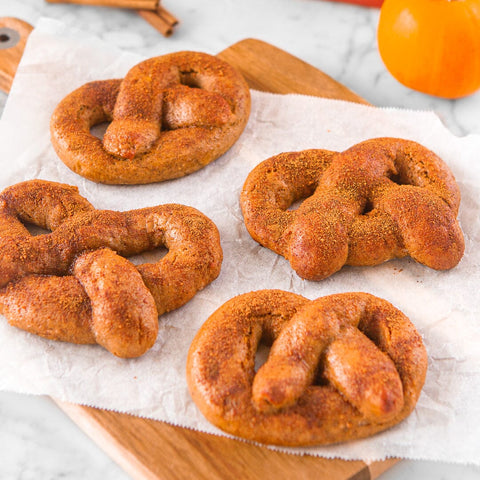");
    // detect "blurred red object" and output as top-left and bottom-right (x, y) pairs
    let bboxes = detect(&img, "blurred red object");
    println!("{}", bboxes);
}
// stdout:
(328, 0), (383, 6)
